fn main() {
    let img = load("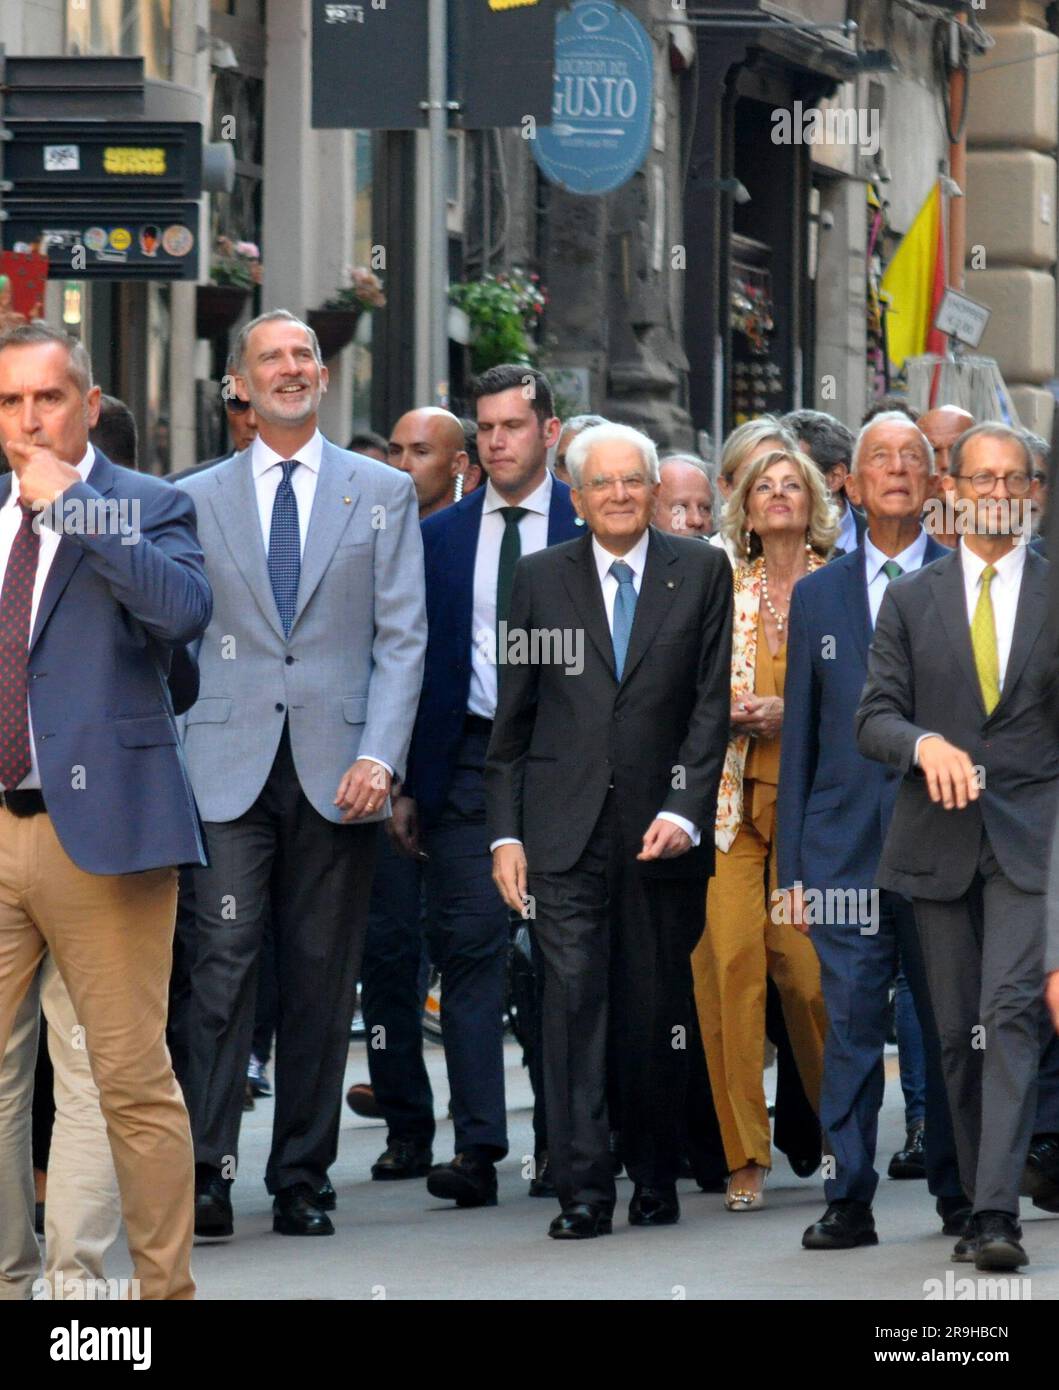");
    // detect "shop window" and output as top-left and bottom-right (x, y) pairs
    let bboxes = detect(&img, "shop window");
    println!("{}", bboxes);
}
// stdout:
(66, 0), (173, 82)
